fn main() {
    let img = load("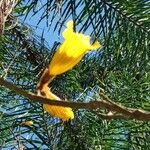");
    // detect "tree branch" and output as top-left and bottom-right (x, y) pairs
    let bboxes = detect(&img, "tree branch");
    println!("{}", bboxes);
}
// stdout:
(91, 110), (124, 120)
(0, 0), (18, 34)
(0, 77), (150, 121)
